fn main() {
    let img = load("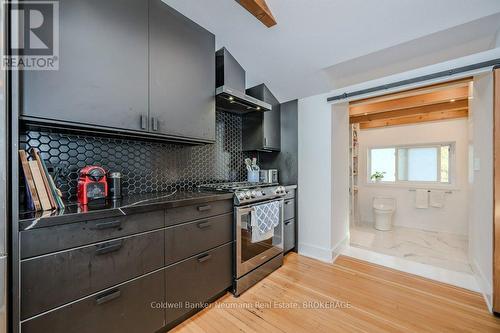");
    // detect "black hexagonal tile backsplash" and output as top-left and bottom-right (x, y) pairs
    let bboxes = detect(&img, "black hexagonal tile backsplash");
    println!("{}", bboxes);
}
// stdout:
(20, 112), (250, 201)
